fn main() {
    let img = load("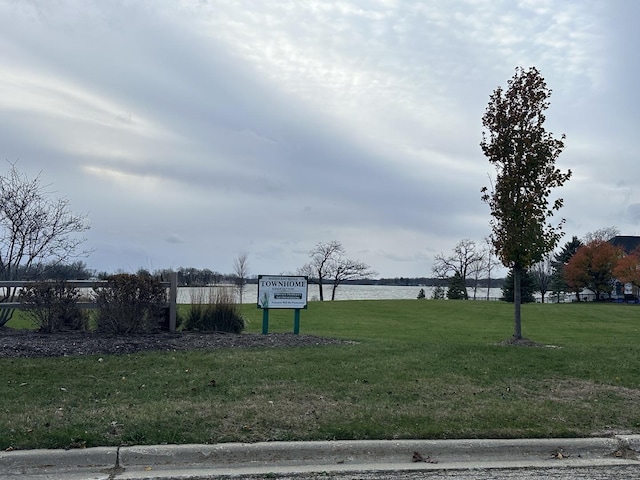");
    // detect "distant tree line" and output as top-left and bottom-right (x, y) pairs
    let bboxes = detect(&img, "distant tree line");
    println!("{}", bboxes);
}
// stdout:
(367, 277), (505, 288)
(9, 261), (93, 281)
(21, 263), (506, 290)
